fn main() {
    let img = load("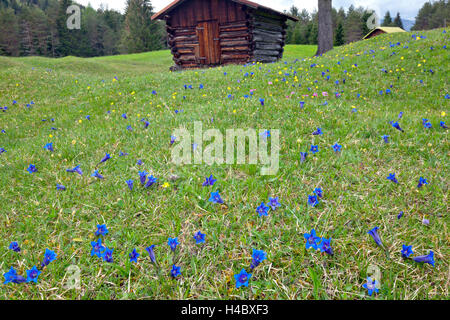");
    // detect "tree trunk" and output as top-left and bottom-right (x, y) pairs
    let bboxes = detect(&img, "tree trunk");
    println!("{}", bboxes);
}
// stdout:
(316, 0), (333, 56)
